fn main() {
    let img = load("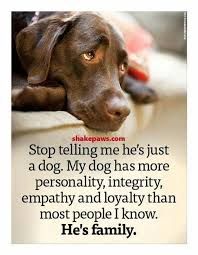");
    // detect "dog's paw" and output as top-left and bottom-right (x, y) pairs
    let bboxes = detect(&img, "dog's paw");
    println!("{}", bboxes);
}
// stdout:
(12, 88), (24, 109)
(122, 76), (158, 104)
(129, 85), (158, 104)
